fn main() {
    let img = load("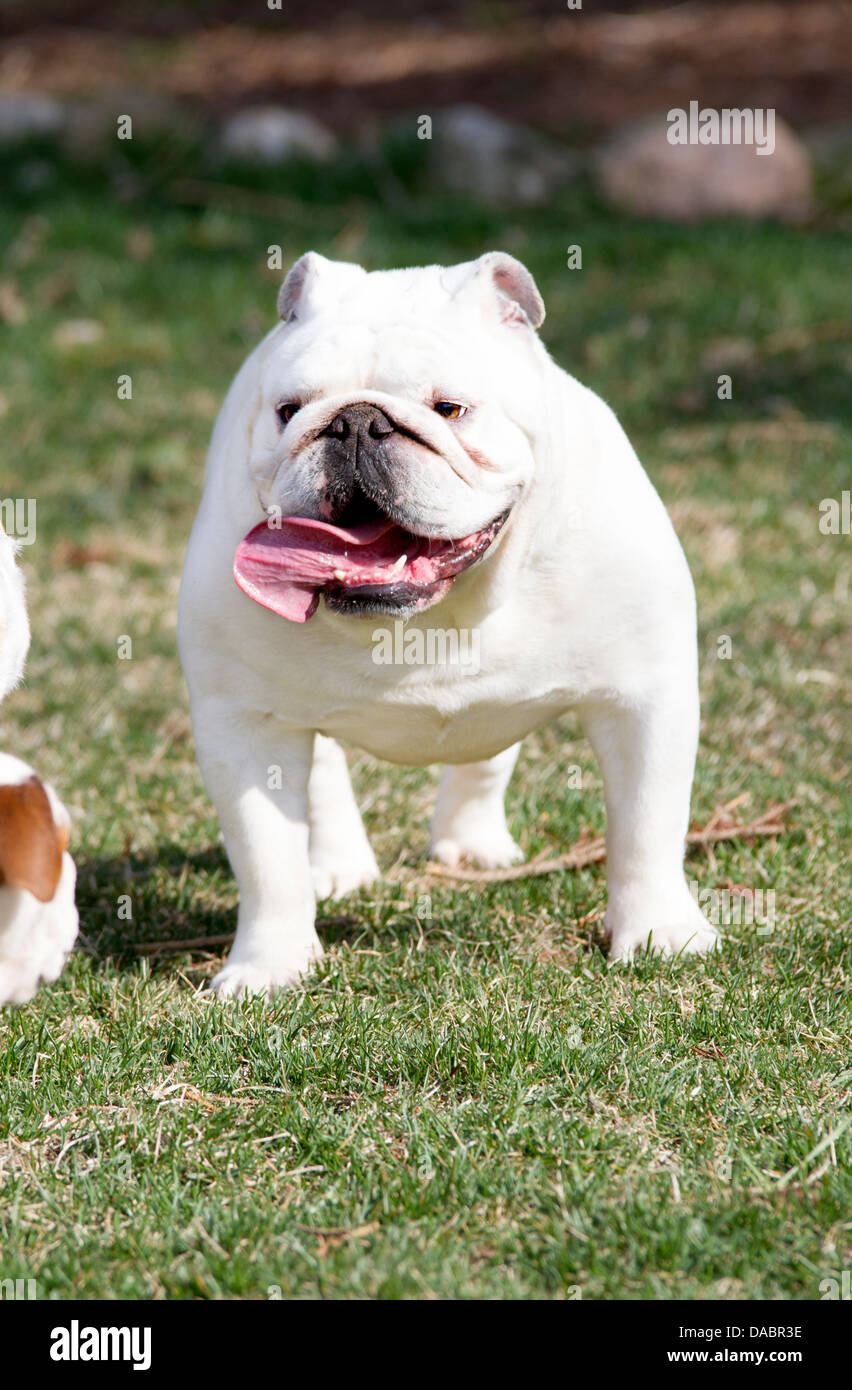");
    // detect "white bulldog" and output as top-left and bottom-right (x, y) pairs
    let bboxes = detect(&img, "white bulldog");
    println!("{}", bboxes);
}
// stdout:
(178, 251), (716, 998)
